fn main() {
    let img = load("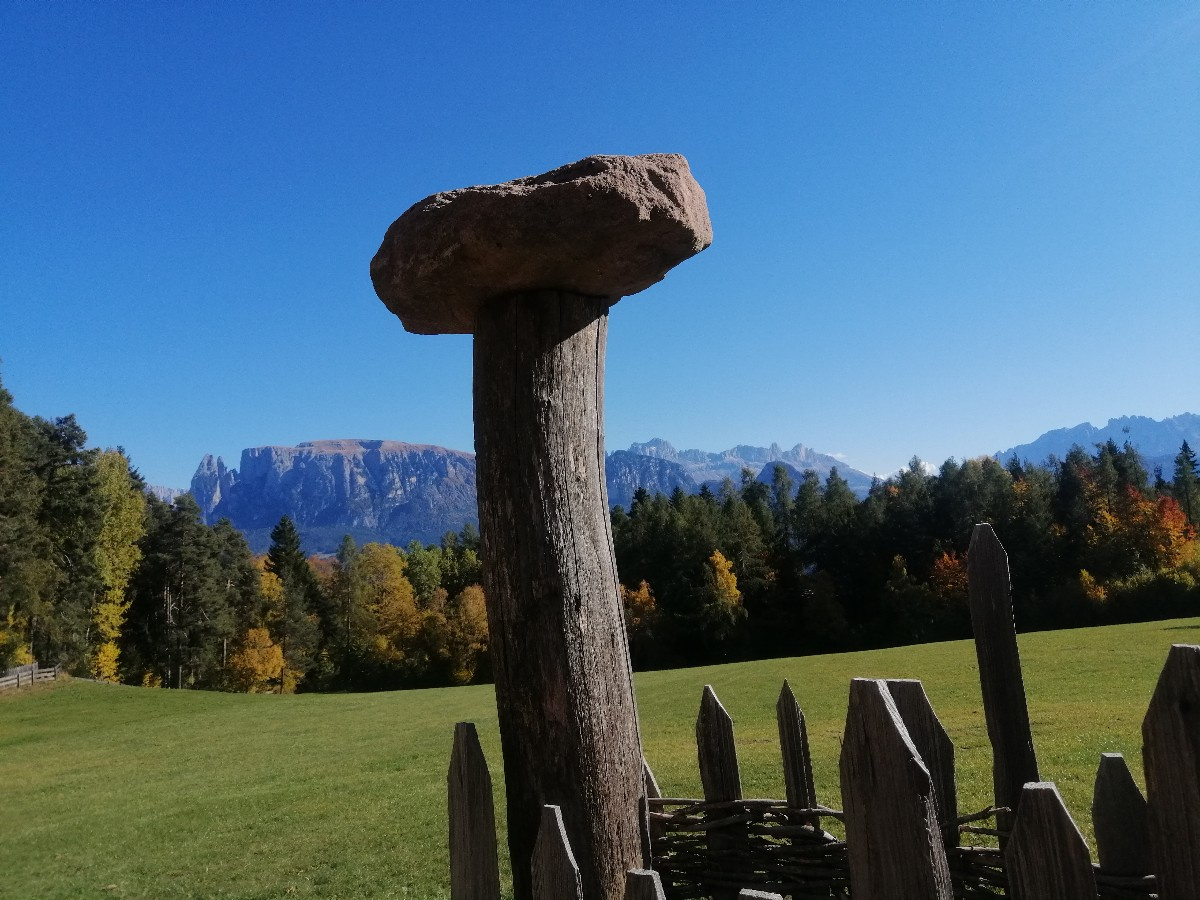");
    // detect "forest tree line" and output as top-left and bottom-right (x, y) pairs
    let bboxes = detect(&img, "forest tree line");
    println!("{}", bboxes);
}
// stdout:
(614, 441), (1200, 669)
(0, 375), (487, 691)
(3, 371), (1199, 690)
